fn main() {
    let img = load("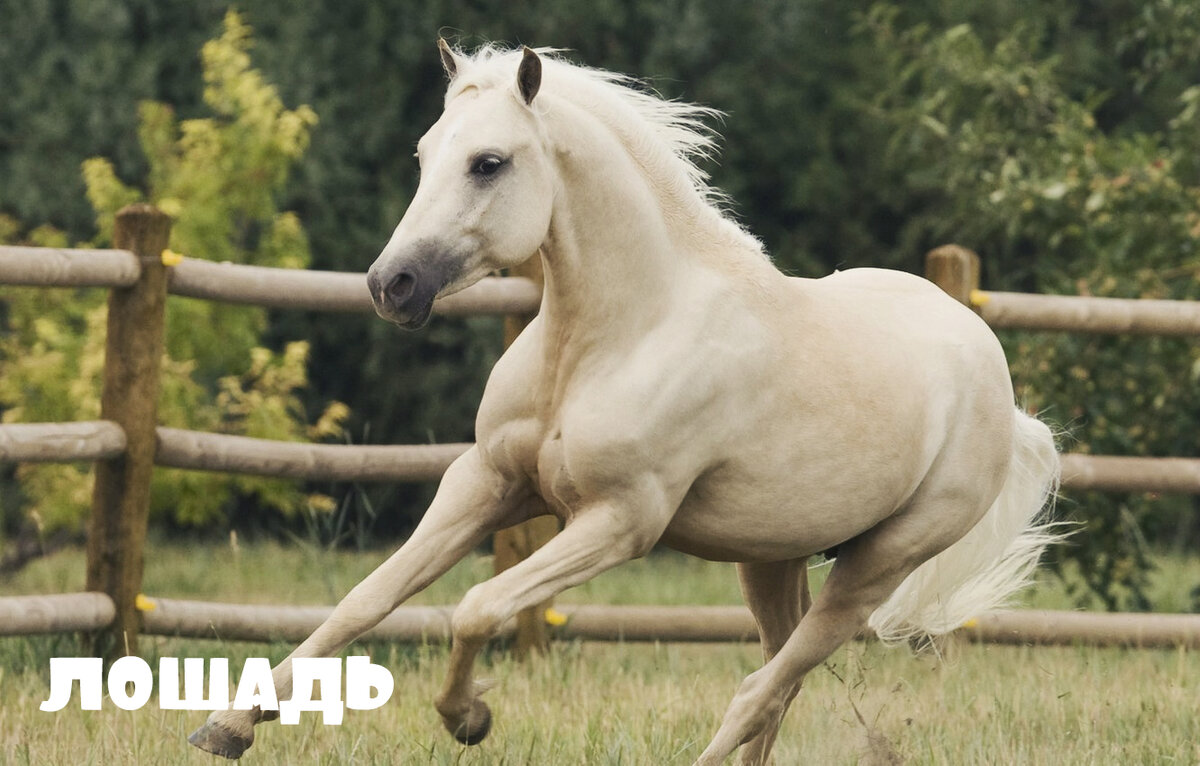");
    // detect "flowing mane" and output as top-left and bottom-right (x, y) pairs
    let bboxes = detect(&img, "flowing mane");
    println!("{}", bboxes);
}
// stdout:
(446, 44), (766, 258)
